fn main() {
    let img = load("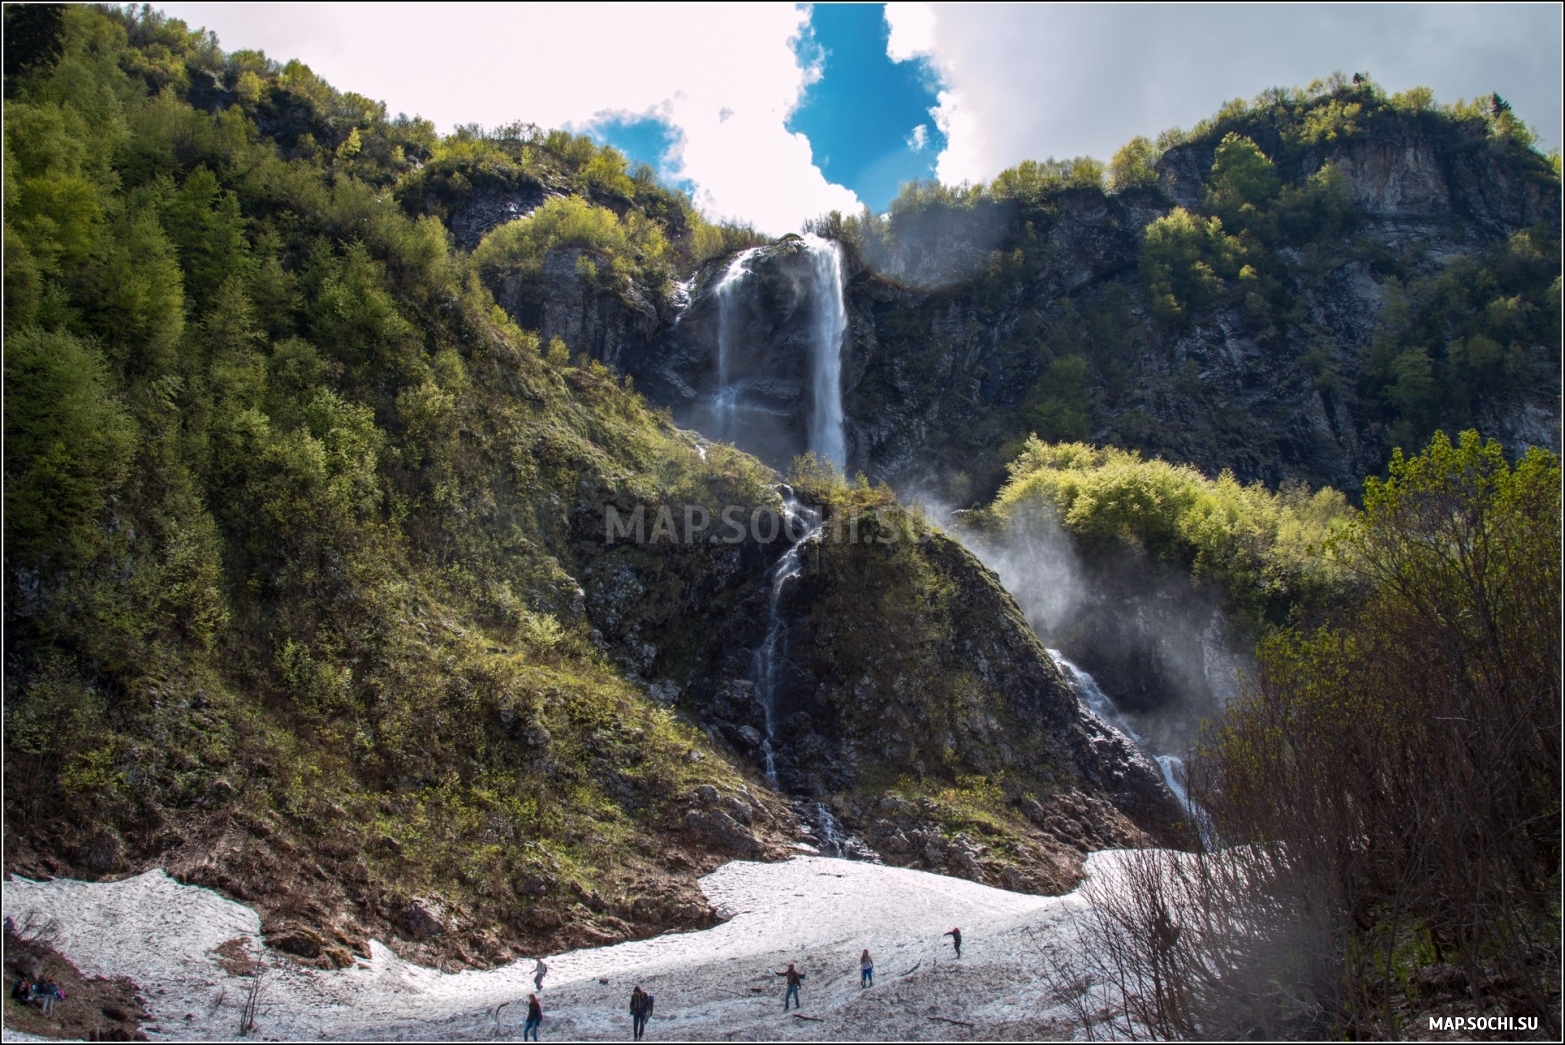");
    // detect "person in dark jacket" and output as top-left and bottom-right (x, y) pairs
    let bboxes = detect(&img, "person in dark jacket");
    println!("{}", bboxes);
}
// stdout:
(630, 984), (654, 1040)
(944, 927), (962, 958)
(774, 962), (805, 1010)
(522, 993), (542, 1040)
